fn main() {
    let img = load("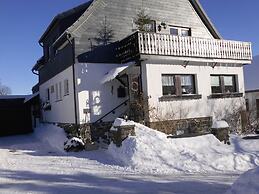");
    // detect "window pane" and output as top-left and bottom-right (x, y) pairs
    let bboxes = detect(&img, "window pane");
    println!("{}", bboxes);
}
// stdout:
(144, 21), (156, 32)
(162, 75), (175, 95)
(211, 76), (220, 86)
(181, 29), (189, 37)
(181, 75), (195, 94)
(224, 76), (233, 86)
(162, 75), (174, 86)
(170, 28), (178, 36)
(224, 76), (236, 93)
(64, 80), (69, 95)
(211, 76), (222, 93)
